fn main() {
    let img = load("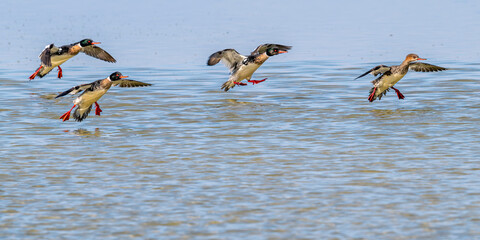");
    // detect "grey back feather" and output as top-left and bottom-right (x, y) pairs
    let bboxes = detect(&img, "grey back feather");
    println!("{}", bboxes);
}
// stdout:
(112, 79), (152, 88)
(55, 81), (99, 98)
(39, 44), (55, 67)
(409, 62), (447, 72)
(250, 44), (292, 55)
(207, 49), (246, 74)
(81, 45), (116, 63)
(355, 65), (391, 80)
